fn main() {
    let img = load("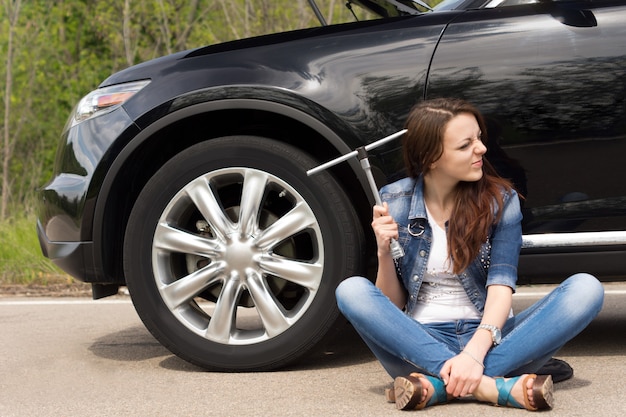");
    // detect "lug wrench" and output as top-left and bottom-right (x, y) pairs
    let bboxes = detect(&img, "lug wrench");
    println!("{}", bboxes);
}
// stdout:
(307, 129), (407, 259)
